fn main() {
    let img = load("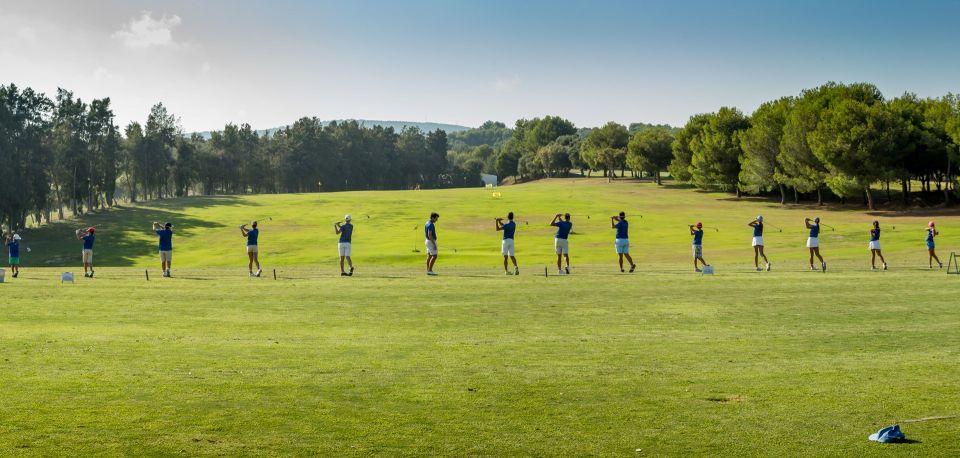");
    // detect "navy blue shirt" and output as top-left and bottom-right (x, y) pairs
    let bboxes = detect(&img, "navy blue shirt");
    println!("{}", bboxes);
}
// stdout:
(927, 228), (935, 243)
(156, 229), (173, 251)
(692, 229), (704, 245)
(246, 228), (259, 246)
(7, 240), (19, 257)
(502, 220), (516, 240)
(555, 220), (572, 239)
(339, 223), (353, 243)
(615, 220), (628, 239)
(425, 220), (437, 241)
(753, 223), (763, 237)
(870, 228), (880, 242)
(809, 224), (820, 238)
(82, 234), (95, 250)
